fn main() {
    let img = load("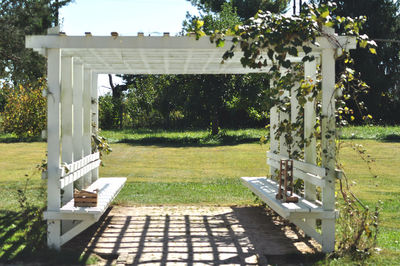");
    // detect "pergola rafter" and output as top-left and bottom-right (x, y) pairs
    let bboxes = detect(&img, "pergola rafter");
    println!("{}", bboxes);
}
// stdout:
(26, 26), (356, 252)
